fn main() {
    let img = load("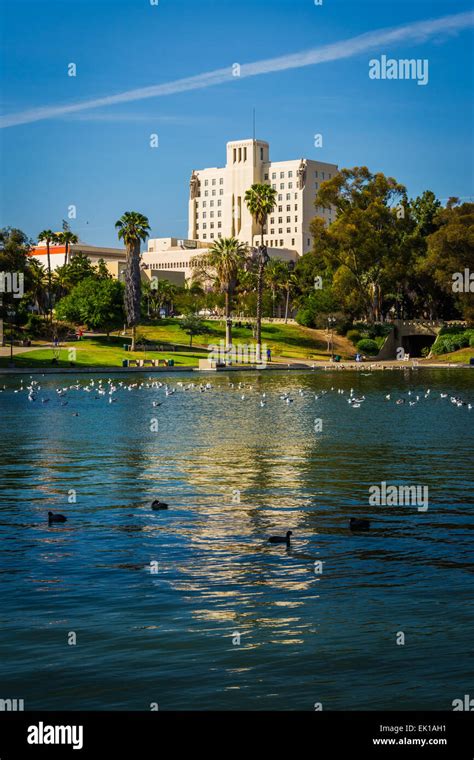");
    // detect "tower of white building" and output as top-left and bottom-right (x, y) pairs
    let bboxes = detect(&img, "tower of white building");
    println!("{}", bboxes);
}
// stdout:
(188, 138), (338, 256)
